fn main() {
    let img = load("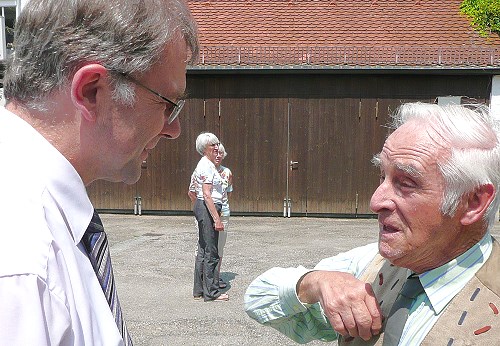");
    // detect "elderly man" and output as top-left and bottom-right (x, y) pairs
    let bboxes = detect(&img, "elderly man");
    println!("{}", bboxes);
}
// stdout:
(245, 102), (500, 345)
(0, 0), (197, 344)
